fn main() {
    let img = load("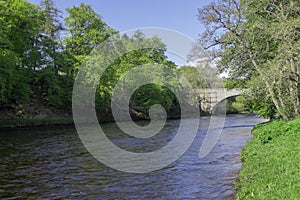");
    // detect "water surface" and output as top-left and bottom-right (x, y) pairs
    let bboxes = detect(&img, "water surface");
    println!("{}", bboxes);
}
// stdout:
(0, 115), (266, 199)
